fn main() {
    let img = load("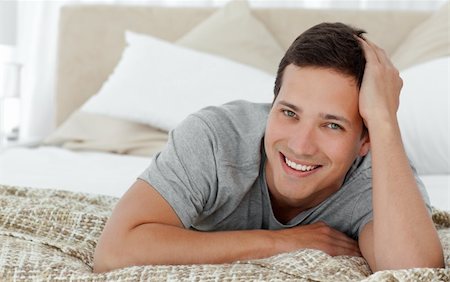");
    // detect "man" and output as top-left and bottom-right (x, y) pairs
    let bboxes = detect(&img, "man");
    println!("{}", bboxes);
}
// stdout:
(93, 23), (443, 272)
